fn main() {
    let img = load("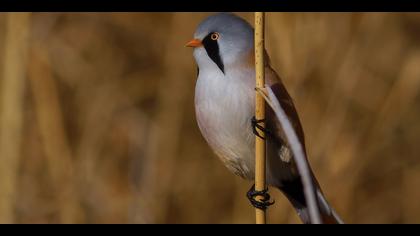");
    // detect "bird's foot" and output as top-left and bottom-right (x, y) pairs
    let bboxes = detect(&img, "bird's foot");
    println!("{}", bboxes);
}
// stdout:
(251, 116), (272, 140)
(247, 184), (275, 210)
